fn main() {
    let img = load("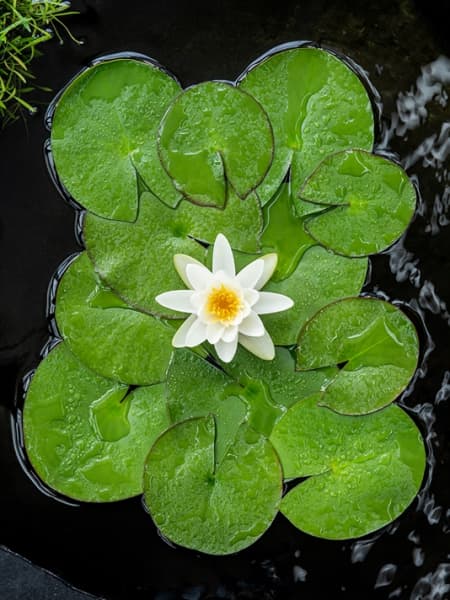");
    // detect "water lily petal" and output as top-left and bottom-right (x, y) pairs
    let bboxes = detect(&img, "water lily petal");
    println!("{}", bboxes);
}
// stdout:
(185, 318), (208, 347)
(212, 233), (235, 277)
(244, 288), (259, 307)
(172, 315), (198, 347)
(238, 330), (275, 360)
(173, 254), (205, 288)
(206, 322), (225, 344)
(236, 258), (264, 289)
(155, 290), (196, 313)
(215, 336), (238, 363)
(255, 253), (278, 290)
(238, 311), (265, 337)
(222, 325), (238, 343)
(253, 291), (294, 314)
(186, 263), (214, 291)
